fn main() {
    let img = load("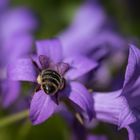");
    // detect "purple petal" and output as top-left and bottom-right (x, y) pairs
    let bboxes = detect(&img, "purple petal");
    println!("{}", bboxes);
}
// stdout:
(101, 45), (140, 133)
(126, 126), (138, 140)
(1, 80), (20, 107)
(87, 135), (108, 140)
(122, 45), (140, 108)
(88, 31), (126, 52)
(36, 38), (63, 63)
(128, 121), (140, 140)
(1, 7), (37, 40)
(93, 91), (122, 125)
(62, 82), (94, 121)
(59, 2), (105, 57)
(123, 45), (140, 88)
(0, 0), (9, 10)
(30, 90), (57, 124)
(0, 8), (37, 66)
(93, 90), (136, 128)
(2, 34), (33, 64)
(64, 55), (98, 80)
(8, 58), (37, 82)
